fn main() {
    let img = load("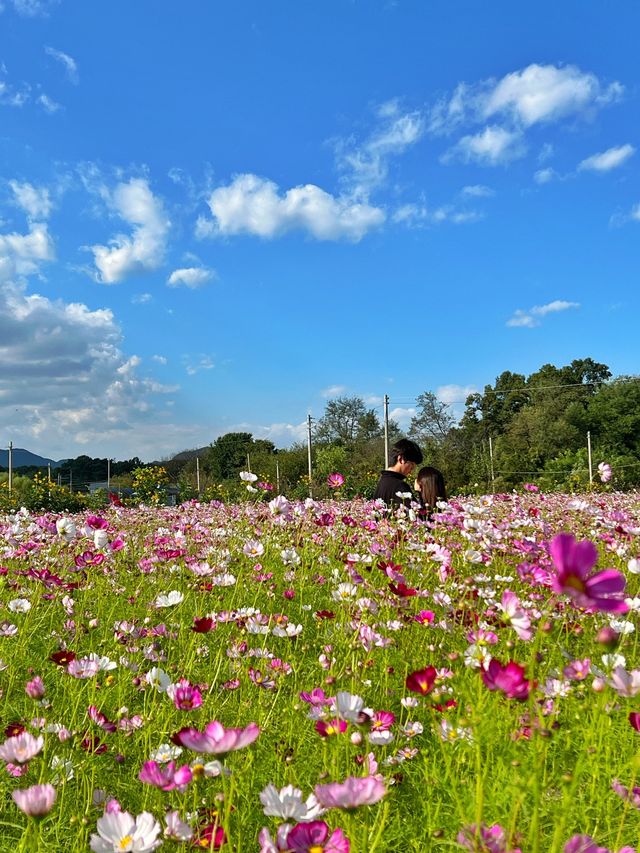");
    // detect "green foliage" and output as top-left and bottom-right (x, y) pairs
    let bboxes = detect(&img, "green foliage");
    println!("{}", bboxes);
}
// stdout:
(131, 465), (169, 505)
